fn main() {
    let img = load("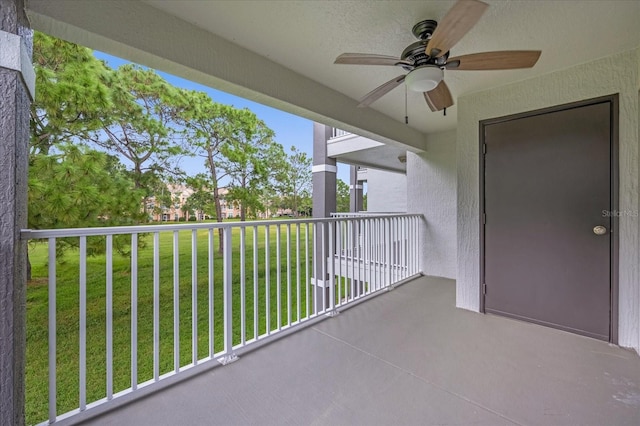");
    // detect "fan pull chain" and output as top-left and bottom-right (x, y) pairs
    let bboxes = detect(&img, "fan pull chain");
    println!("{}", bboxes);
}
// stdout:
(444, 107), (447, 116)
(404, 85), (408, 124)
